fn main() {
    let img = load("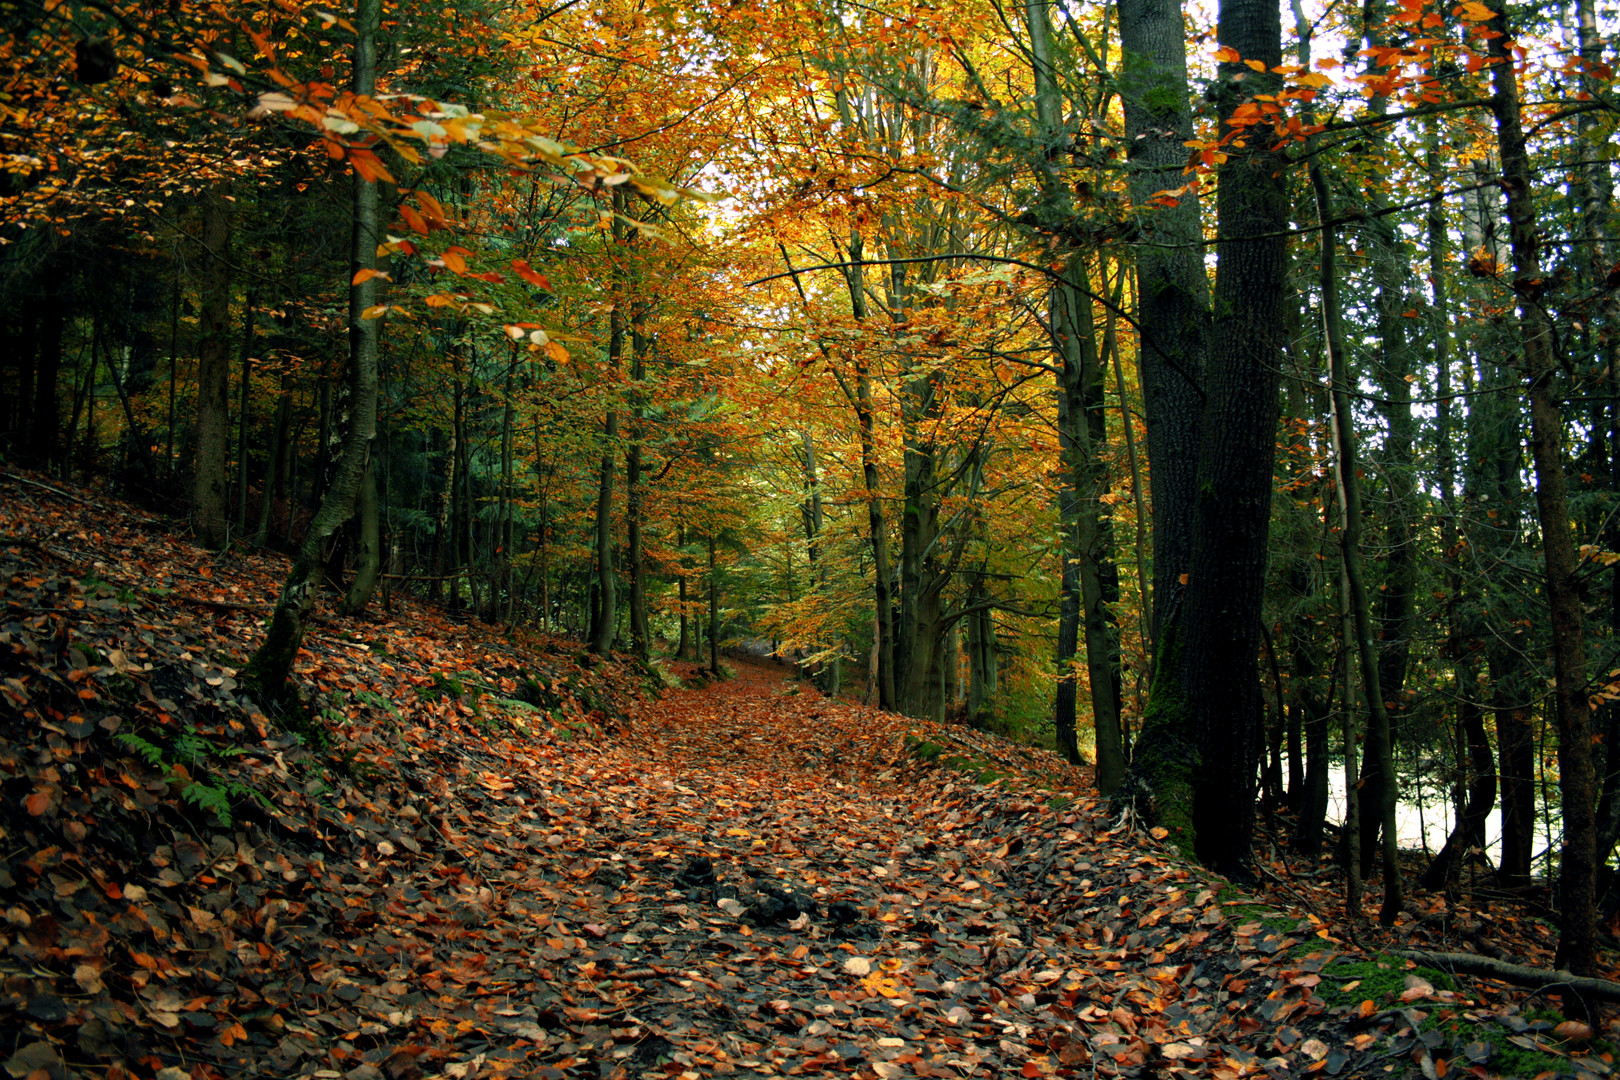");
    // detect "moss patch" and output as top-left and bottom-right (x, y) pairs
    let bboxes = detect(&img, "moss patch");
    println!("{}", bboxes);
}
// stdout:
(1316, 957), (1457, 1011)
(1120, 619), (1198, 861)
